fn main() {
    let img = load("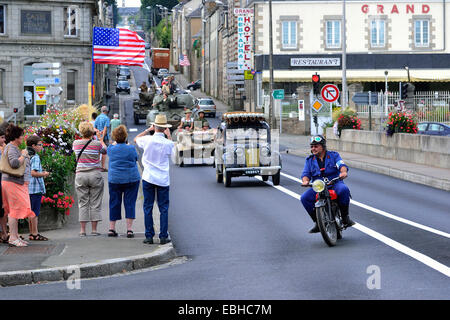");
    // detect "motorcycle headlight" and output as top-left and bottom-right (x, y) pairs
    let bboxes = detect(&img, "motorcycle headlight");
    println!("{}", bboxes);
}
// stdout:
(312, 180), (325, 193)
